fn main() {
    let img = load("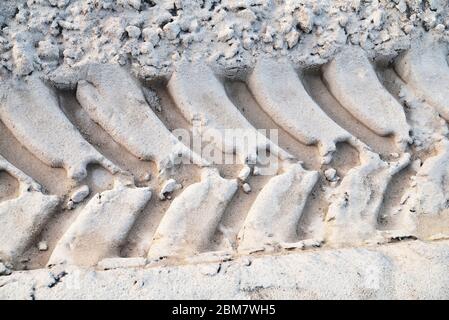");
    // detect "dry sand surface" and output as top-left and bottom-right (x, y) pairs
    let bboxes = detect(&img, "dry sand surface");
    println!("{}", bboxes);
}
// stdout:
(1, 0), (449, 299)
